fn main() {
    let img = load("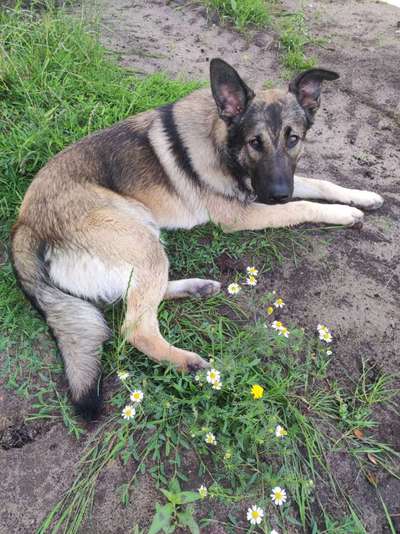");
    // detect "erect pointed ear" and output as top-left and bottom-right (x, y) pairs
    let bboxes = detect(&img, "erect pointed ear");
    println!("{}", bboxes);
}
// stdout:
(210, 58), (255, 124)
(289, 68), (339, 125)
